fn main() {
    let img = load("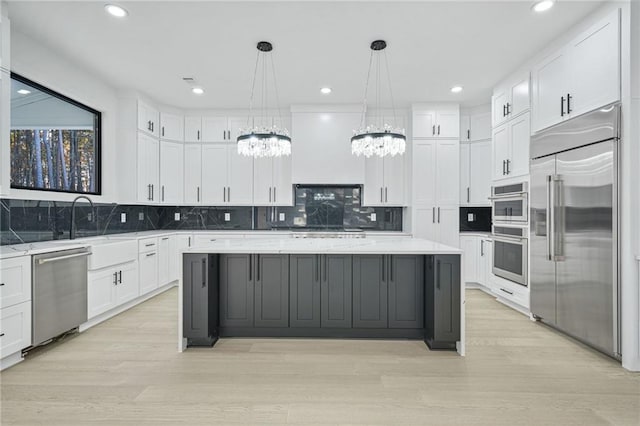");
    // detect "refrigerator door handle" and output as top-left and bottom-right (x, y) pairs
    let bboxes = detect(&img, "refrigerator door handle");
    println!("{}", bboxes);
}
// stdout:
(547, 175), (554, 261)
(553, 175), (565, 261)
